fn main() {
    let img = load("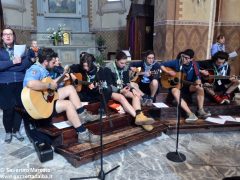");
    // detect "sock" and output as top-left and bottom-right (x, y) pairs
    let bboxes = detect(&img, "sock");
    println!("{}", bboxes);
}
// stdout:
(77, 107), (85, 114)
(136, 109), (141, 115)
(76, 125), (86, 133)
